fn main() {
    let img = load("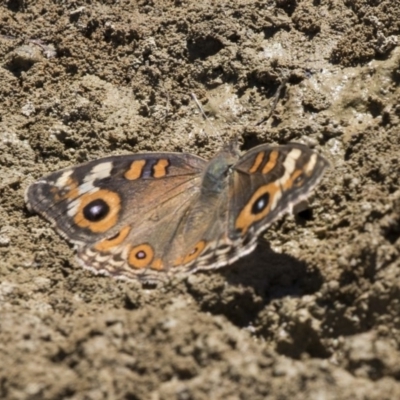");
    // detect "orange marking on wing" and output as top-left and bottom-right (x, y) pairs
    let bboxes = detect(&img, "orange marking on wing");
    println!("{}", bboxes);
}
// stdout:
(249, 152), (264, 173)
(182, 240), (206, 264)
(235, 183), (280, 235)
(152, 159), (170, 178)
(173, 256), (183, 267)
(124, 160), (146, 180)
(50, 186), (61, 201)
(63, 177), (80, 200)
(128, 244), (154, 269)
(262, 150), (279, 174)
(50, 177), (79, 201)
(94, 226), (131, 252)
(283, 169), (303, 190)
(150, 258), (164, 271)
(74, 189), (121, 233)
